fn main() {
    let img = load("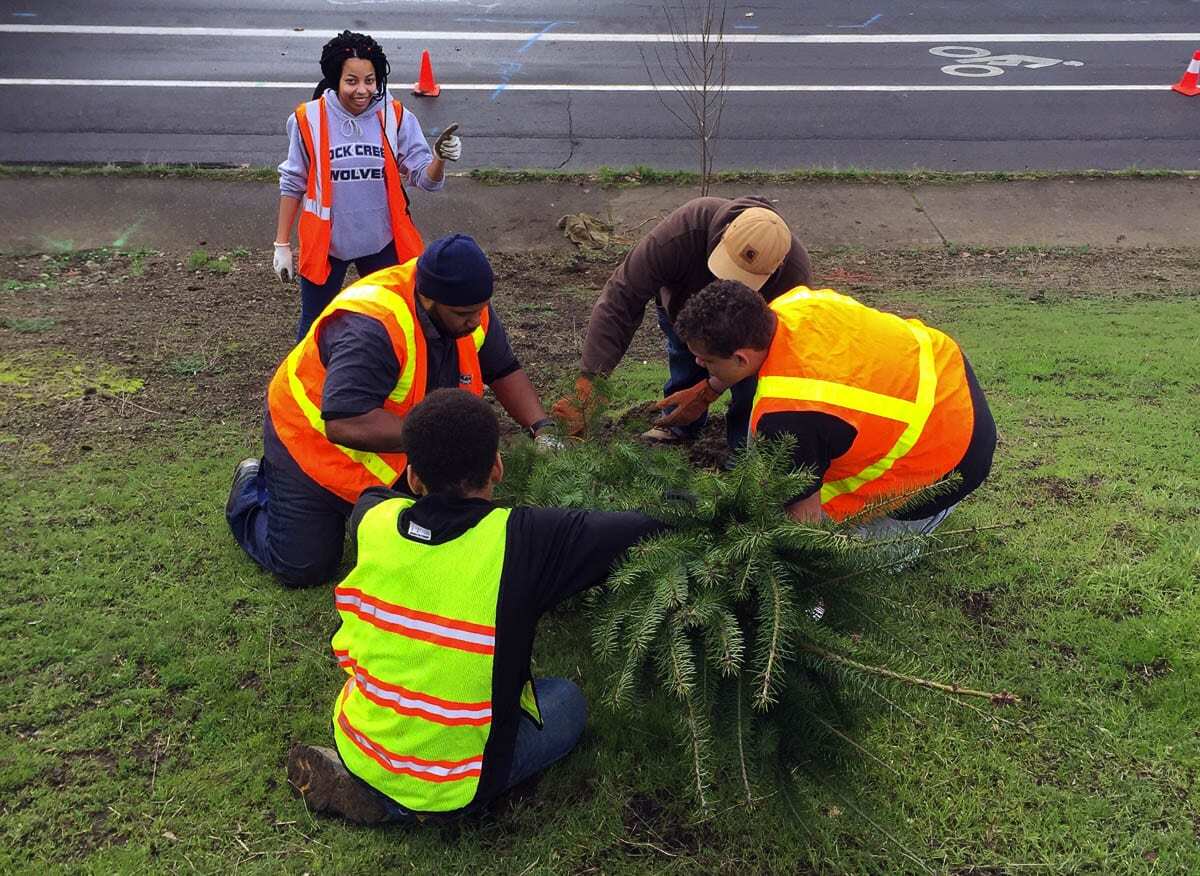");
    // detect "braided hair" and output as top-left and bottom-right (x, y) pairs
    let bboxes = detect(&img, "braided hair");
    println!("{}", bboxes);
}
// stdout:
(312, 30), (390, 100)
